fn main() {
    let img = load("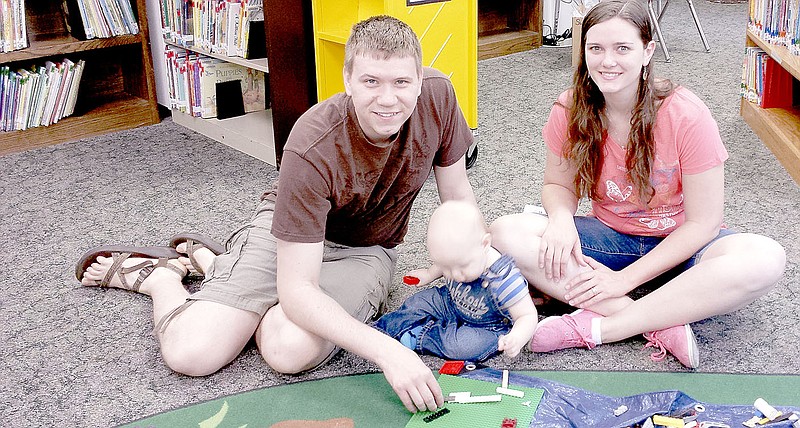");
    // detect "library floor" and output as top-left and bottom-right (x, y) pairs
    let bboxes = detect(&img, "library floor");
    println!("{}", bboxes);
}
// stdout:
(1, 0), (798, 426)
